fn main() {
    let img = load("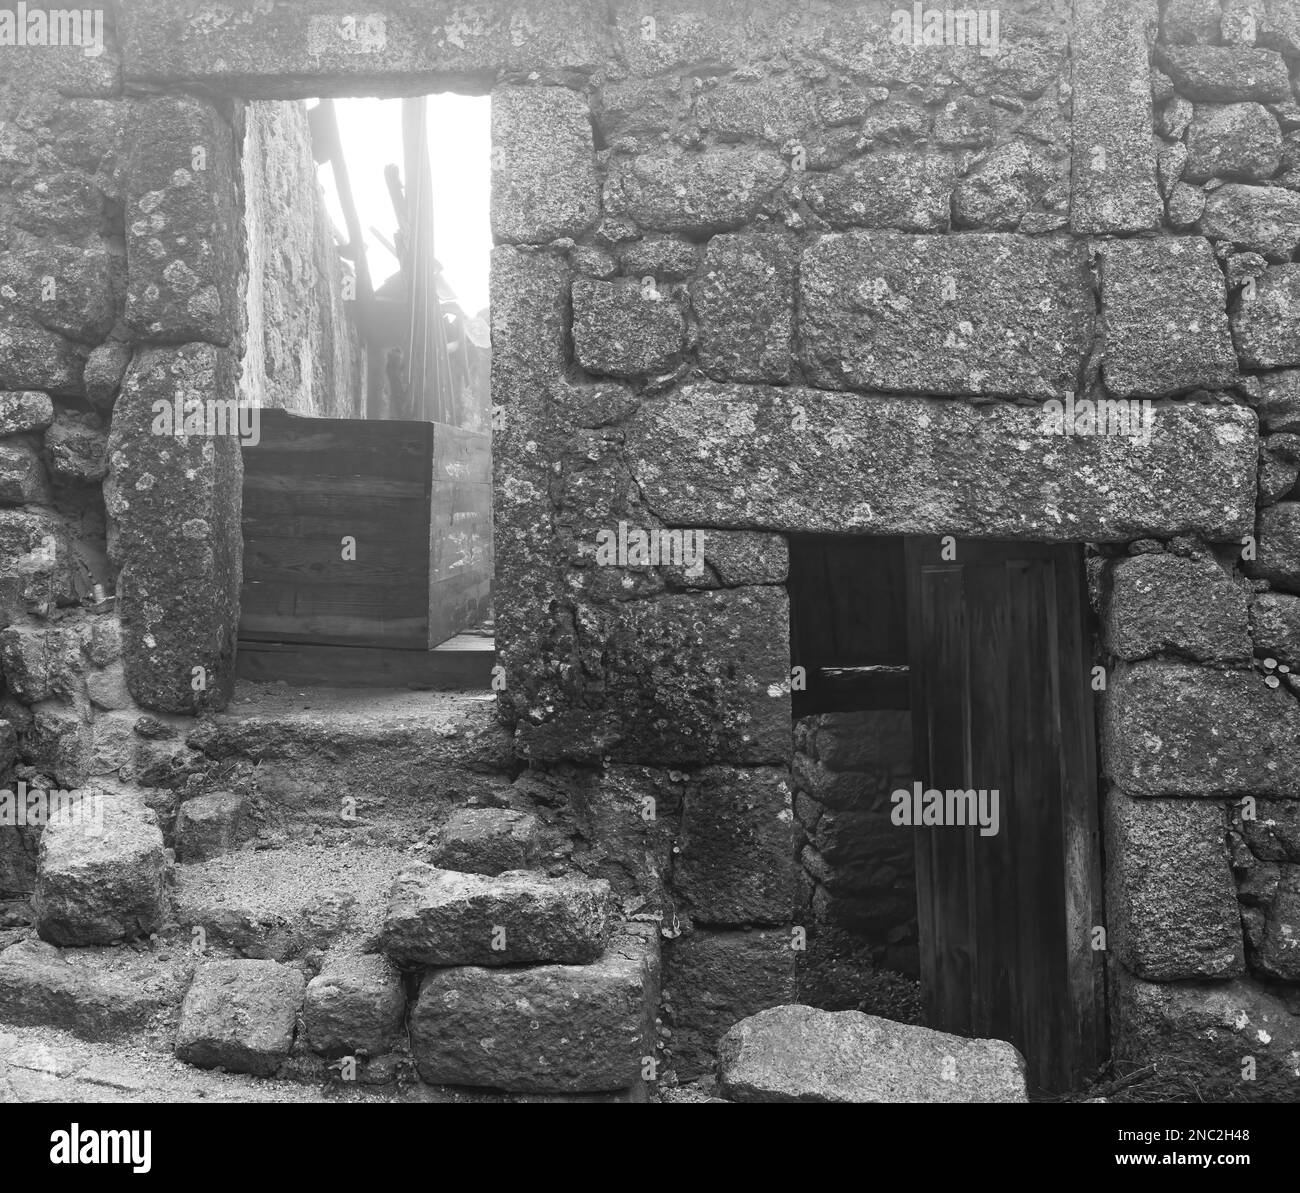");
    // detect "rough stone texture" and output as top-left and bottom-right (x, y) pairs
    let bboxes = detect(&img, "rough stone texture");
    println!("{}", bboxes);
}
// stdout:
(119, 0), (614, 92)
(239, 101), (364, 417)
(674, 766), (793, 927)
(692, 234), (794, 383)
(1232, 265), (1300, 367)
(381, 865), (612, 966)
(1099, 238), (1239, 396)
(1199, 184), (1300, 261)
(0, 939), (188, 1041)
(1251, 500), (1300, 591)
(572, 280), (685, 378)
(800, 153), (964, 232)
(953, 141), (1063, 230)
(1105, 792), (1245, 980)
(1250, 591), (1300, 666)
(0, 441), (50, 506)
(430, 807), (541, 875)
(187, 688), (513, 843)
(1185, 102), (1283, 182)
(1155, 46), (1293, 102)
(794, 711), (916, 966)
(799, 232), (1093, 398)
(1261, 432), (1300, 504)
(33, 796), (167, 946)
(718, 1004), (1028, 1103)
(562, 764), (682, 909)
(1161, 0), (1222, 45)
(83, 342), (132, 417)
(665, 928), (795, 1078)
(0, 625), (84, 703)
(1070, 0), (1162, 233)
(1101, 552), (1251, 663)
(1167, 181), (1207, 227)
(410, 926), (658, 1093)
(626, 384), (1256, 542)
(124, 96), (239, 345)
(1113, 969), (1300, 1101)
(304, 954), (405, 1059)
(0, 392), (54, 436)
(1104, 661), (1300, 797)
(105, 344), (242, 713)
(175, 791), (244, 861)
(0, 323), (85, 397)
(1235, 823), (1300, 982)
(0, 235), (120, 346)
(0, 508), (80, 620)
(175, 959), (305, 1077)
(173, 844), (403, 960)
(44, 407), (108, 484)
(491, 86), (599, 244)
(604, 147), (787, 235)
(553, 585), (792, 766)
